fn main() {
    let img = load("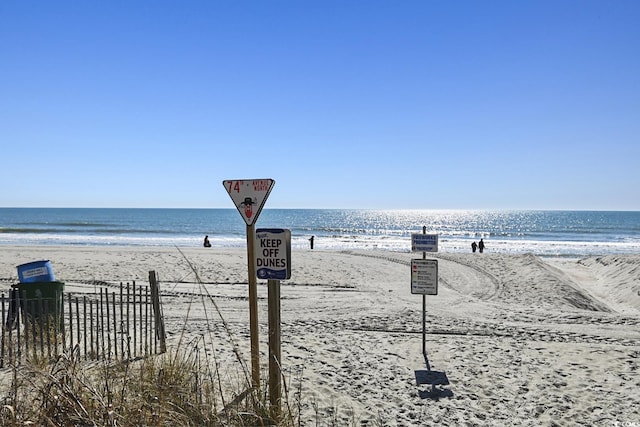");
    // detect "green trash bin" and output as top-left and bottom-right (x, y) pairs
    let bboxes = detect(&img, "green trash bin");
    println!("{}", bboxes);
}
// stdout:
(13, 281), (65, 329)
